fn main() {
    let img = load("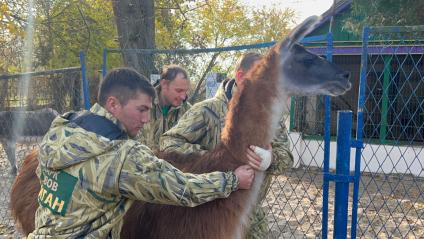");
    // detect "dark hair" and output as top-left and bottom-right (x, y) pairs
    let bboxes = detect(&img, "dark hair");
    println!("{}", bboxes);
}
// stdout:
(97, 67), (156, 106)
(234, 52), (262, 73)
(160, 64), (188, 82)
